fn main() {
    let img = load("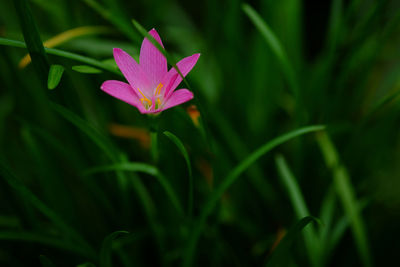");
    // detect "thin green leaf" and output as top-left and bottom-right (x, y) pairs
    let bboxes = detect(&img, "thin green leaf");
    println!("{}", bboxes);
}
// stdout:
(163, 131), (193, 217)
(13, 0), (49, 83)
(83, 162), (158, 176)
(72, 65), (103, 74)
(100, 231), (129, 267)
(242, 3), (299, 100)
(316, 131), (372, 267)
(0, 37), (120, 75)
(47, 64), (64, 90)
(266, 216), (320, 267)
(182, 125), (325, 267)
(275, 154), (320, 267)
